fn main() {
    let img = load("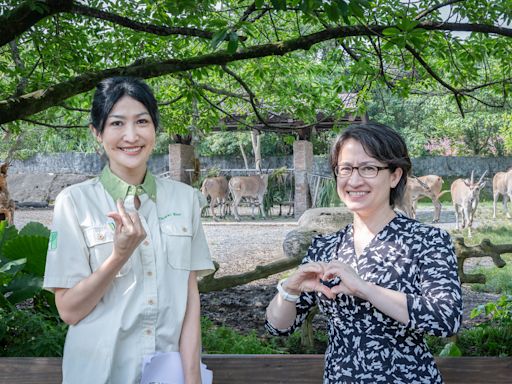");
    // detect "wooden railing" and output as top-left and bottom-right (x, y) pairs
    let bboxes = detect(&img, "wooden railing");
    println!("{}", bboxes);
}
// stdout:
(1, 355), (511, 383)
